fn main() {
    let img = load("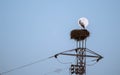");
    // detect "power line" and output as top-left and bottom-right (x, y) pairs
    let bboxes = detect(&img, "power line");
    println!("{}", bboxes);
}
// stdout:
(0, 56), (53, 75)
(0, 48), (102, 75)
(0, 49), (76, 75)
(56, 58), (72, 64)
